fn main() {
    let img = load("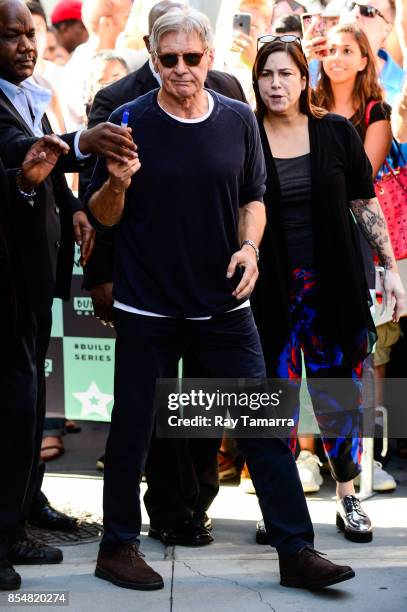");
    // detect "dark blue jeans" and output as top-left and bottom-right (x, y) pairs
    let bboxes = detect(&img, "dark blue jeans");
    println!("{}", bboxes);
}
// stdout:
(102, 307), (314, 559)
